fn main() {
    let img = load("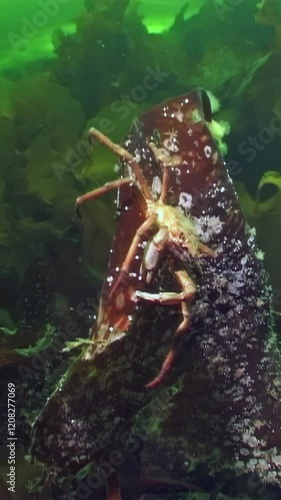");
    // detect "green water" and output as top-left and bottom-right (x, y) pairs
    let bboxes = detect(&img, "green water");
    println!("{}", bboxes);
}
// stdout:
(0, 0), (206, 72)
(0, 0), (84, 71)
